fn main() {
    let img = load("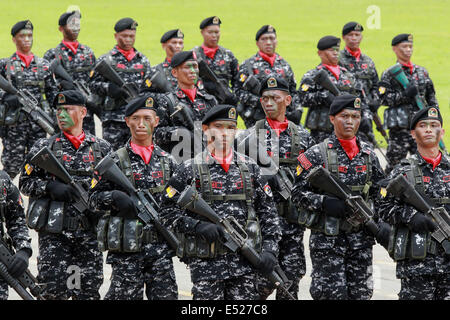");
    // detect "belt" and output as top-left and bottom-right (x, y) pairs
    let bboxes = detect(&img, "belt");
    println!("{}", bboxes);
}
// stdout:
(143, 230), (161, 244)
(64, 215), (90, 231)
